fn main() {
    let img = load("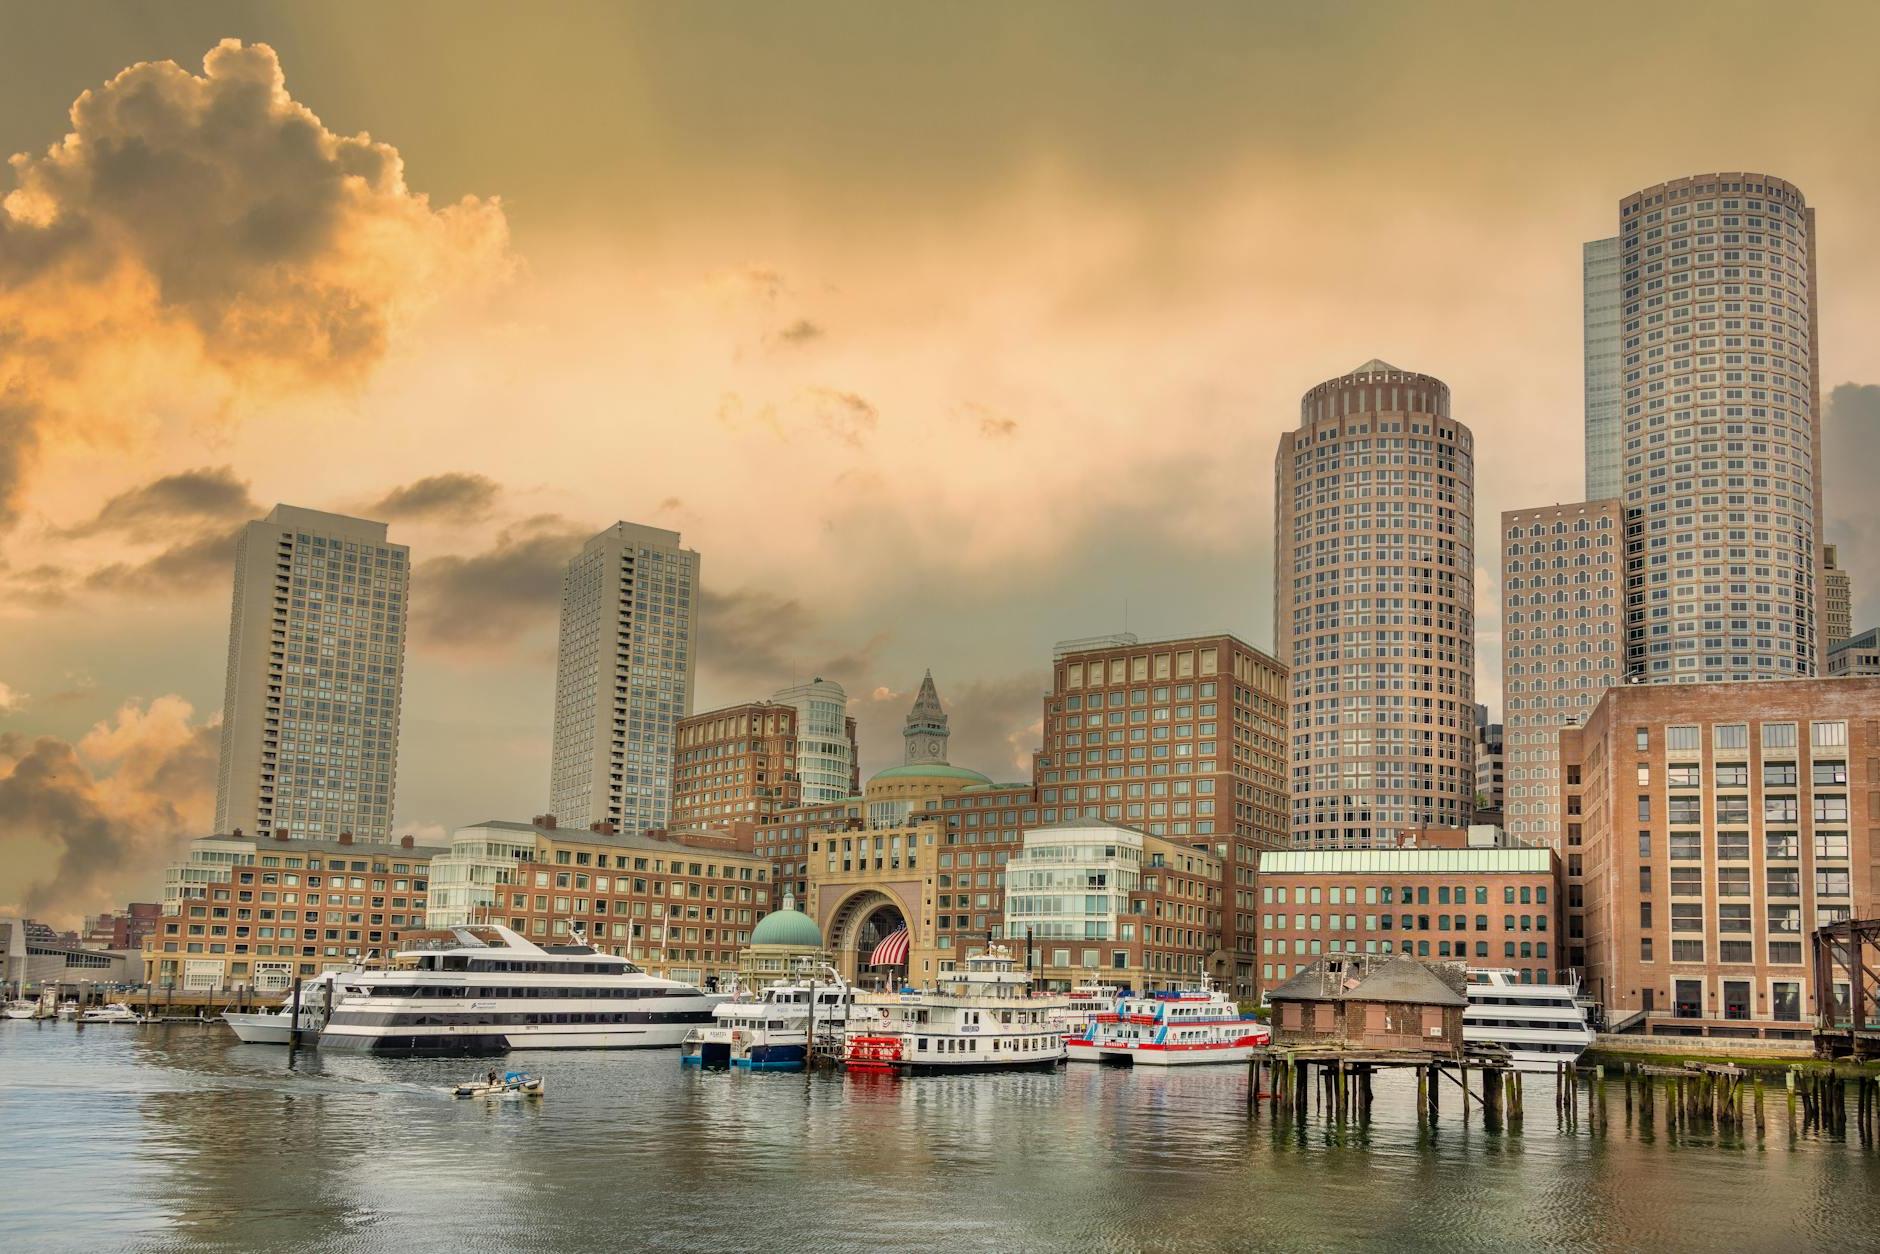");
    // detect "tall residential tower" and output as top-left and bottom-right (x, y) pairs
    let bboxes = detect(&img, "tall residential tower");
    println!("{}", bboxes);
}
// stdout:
(214, 505), (409, 842)
(549, 522), (700, 833)
(1274, 360), (1476, 848)
(773, 677), (860, 802)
